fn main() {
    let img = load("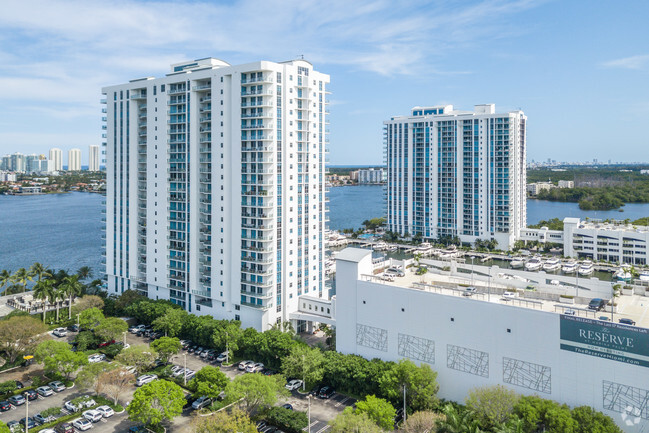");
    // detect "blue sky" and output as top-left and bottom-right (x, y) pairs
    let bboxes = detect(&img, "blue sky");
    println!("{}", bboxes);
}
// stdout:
(0, 0), (647, 165)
